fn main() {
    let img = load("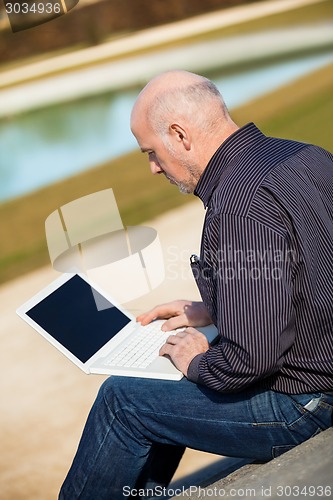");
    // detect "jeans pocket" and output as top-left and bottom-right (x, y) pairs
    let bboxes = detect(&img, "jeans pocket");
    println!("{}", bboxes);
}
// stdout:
(290, 393), (322, 413)
(288, 393), (332, 437)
